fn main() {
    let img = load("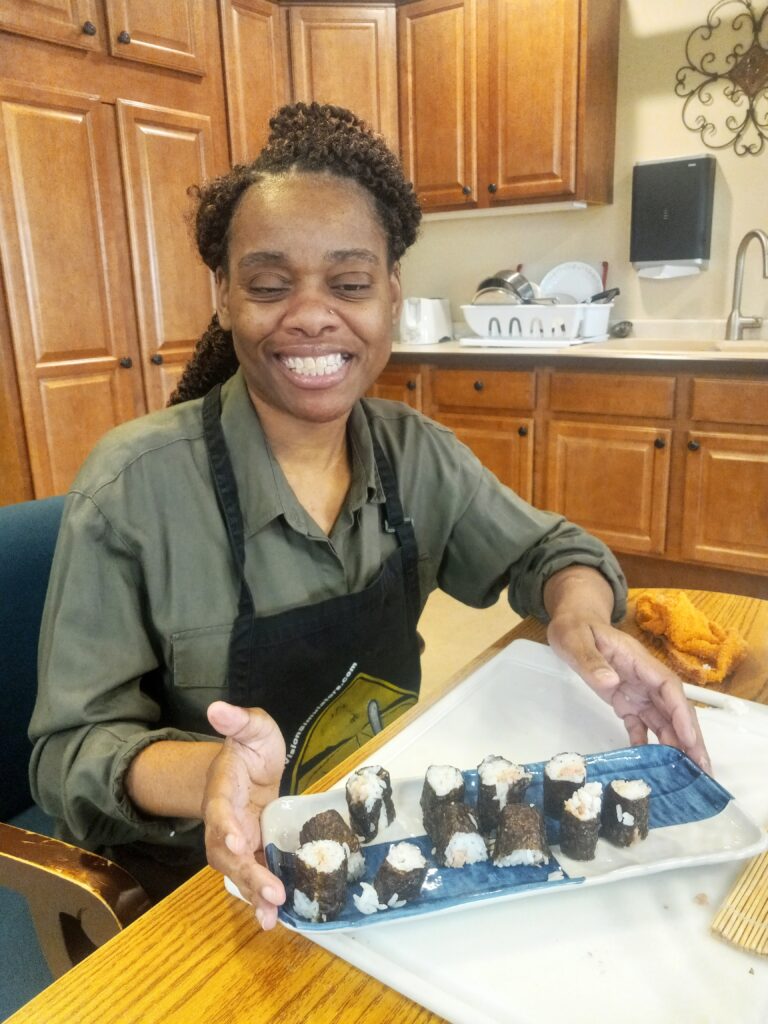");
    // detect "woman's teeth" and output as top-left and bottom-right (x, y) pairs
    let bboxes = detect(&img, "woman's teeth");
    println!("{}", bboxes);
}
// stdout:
(282, 353), (346, 377)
